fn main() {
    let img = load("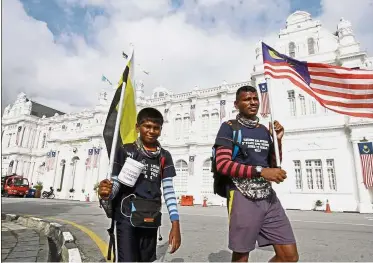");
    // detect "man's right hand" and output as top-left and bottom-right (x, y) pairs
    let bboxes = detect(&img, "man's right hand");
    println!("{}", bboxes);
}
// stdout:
(98, 179), (113, 200)
(260, 168), (287, 184)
